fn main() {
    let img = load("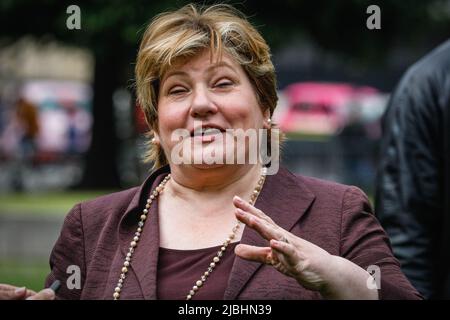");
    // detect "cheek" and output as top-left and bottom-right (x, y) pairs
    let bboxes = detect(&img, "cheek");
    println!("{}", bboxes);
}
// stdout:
(158, 102), (188, 131)
(224, 99), (263, 127)
(230, 87), (263, 123)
